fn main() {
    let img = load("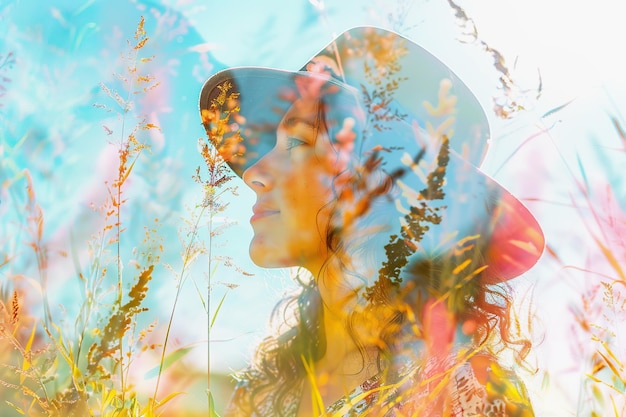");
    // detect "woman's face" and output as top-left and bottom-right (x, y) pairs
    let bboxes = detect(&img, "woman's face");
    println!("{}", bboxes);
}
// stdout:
(242, 98), (343, 273)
